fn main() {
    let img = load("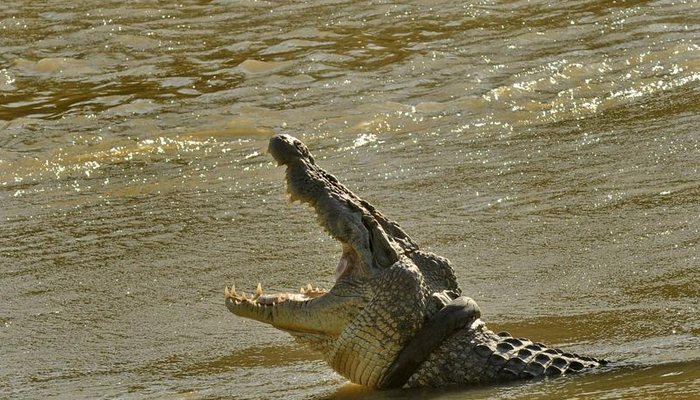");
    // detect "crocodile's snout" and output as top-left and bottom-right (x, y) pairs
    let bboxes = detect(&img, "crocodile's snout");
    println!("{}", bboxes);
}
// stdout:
(269, 134), (314, 166)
